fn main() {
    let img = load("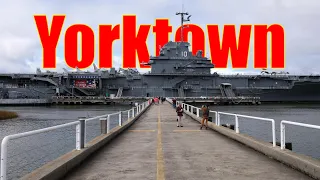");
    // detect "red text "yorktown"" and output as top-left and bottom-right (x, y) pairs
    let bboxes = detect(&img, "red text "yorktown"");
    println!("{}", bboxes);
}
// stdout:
(34, 15), (285, 69)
